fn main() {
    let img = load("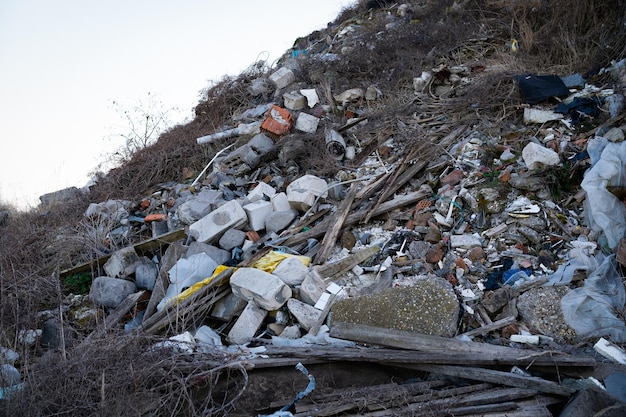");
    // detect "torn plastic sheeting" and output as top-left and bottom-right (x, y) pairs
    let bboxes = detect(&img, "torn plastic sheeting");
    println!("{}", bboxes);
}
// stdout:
(165, 265), (233, 308)
(581, 140), (626, 250)
(544, 242), (604, 286)
(561, 255), (626, 342)
(251, 251), (311, 273)
(513, 74), (569, 104)
(259, 362), (315, 417)
(555, 97), (602, 124)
